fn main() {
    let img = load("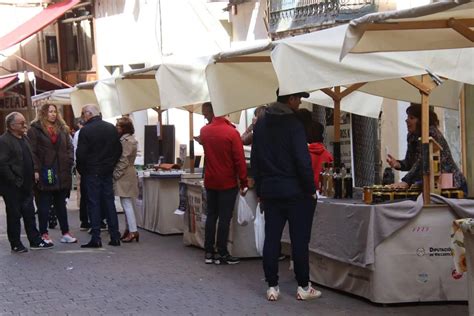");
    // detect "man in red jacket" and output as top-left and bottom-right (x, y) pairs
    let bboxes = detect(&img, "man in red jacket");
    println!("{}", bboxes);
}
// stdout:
(200, 102), (248, 265)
